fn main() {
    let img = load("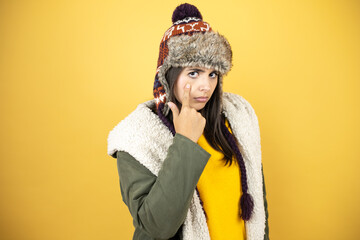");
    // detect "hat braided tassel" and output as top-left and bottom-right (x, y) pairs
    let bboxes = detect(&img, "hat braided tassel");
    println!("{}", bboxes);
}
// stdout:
(240, 191), (254, 221)
(221, 118), (254, 221)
